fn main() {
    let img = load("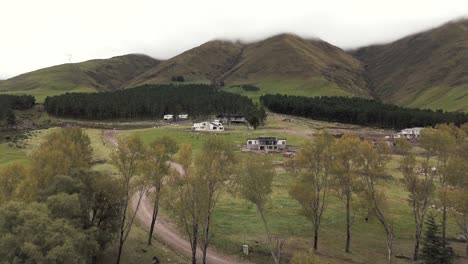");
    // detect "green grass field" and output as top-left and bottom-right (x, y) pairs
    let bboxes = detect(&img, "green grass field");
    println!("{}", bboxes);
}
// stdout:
(405, 85), (468, 112)
(0, 143), (28, 168)
(223, 78), (353, 103)
(1, 114), (466, 264)
(0, 85), (96, 103)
